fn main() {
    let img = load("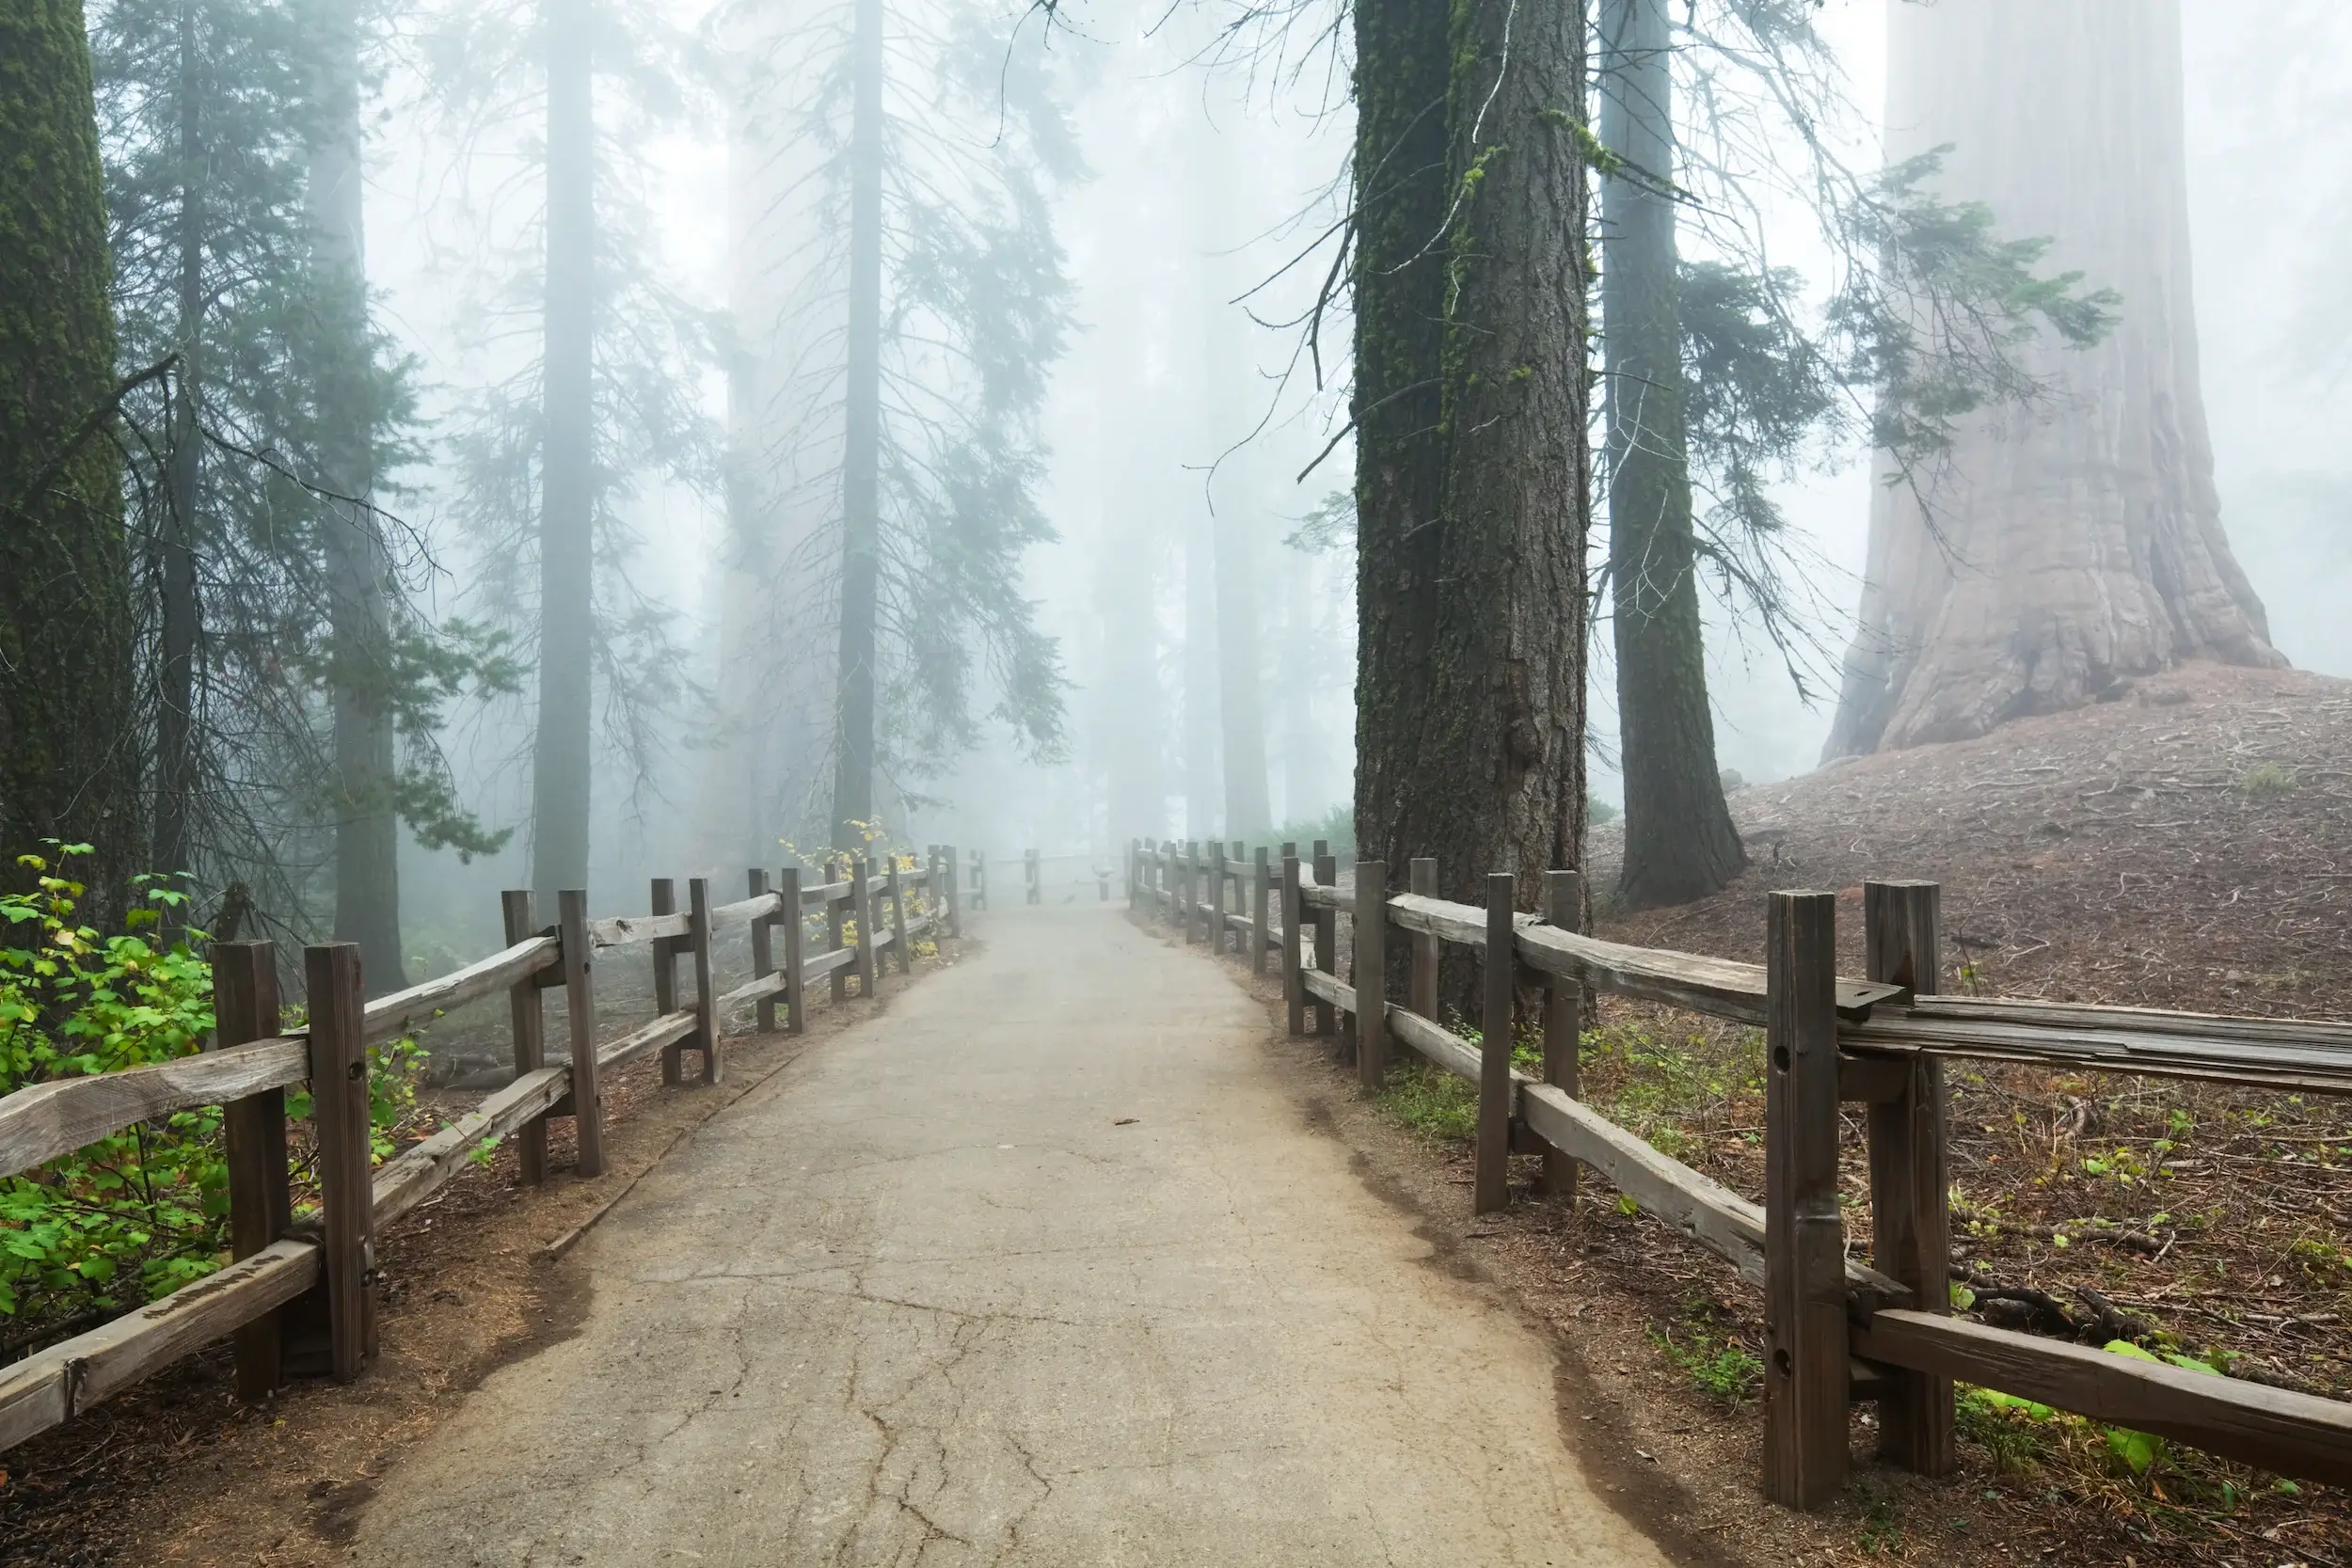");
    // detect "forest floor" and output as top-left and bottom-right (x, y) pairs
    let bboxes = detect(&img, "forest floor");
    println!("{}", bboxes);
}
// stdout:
(1558, 657), (2352, 1564)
